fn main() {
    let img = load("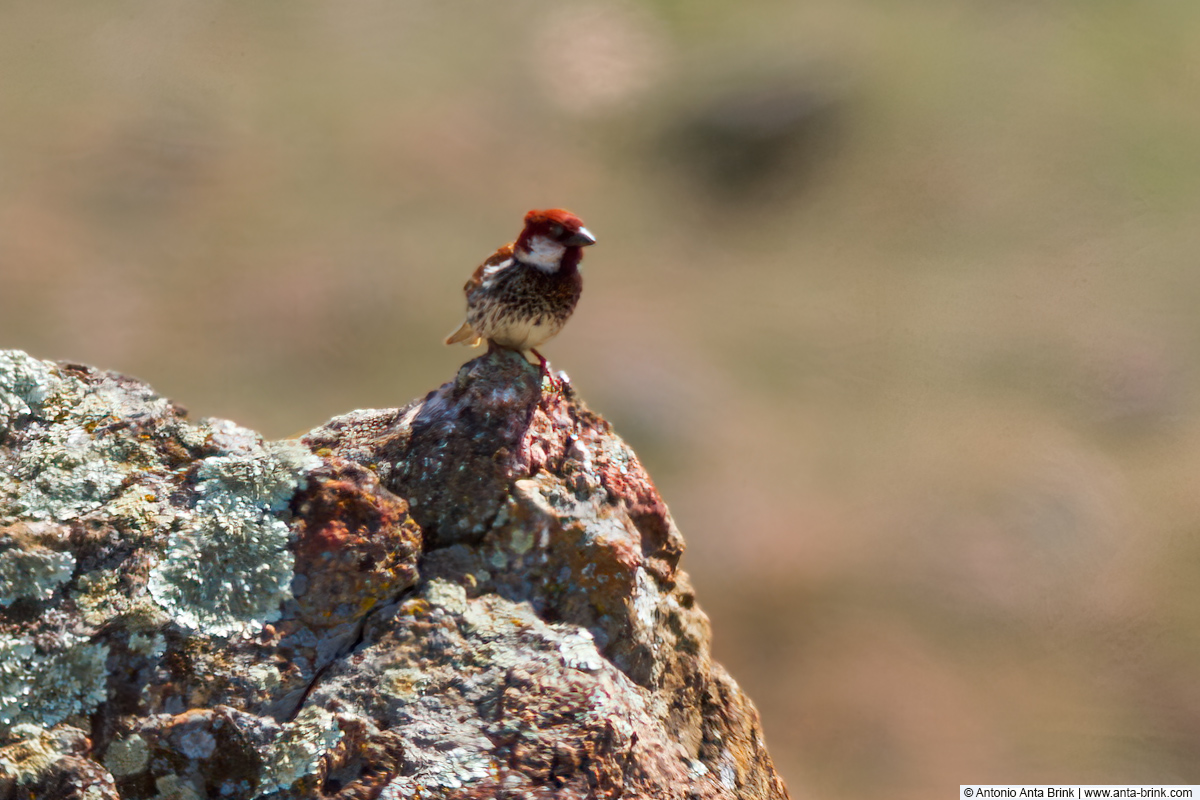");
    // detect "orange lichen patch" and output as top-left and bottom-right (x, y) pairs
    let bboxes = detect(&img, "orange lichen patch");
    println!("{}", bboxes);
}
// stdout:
(551, 519), (643, 623)
(396, 597), (431, 618)
(289, 458), (421, 630)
